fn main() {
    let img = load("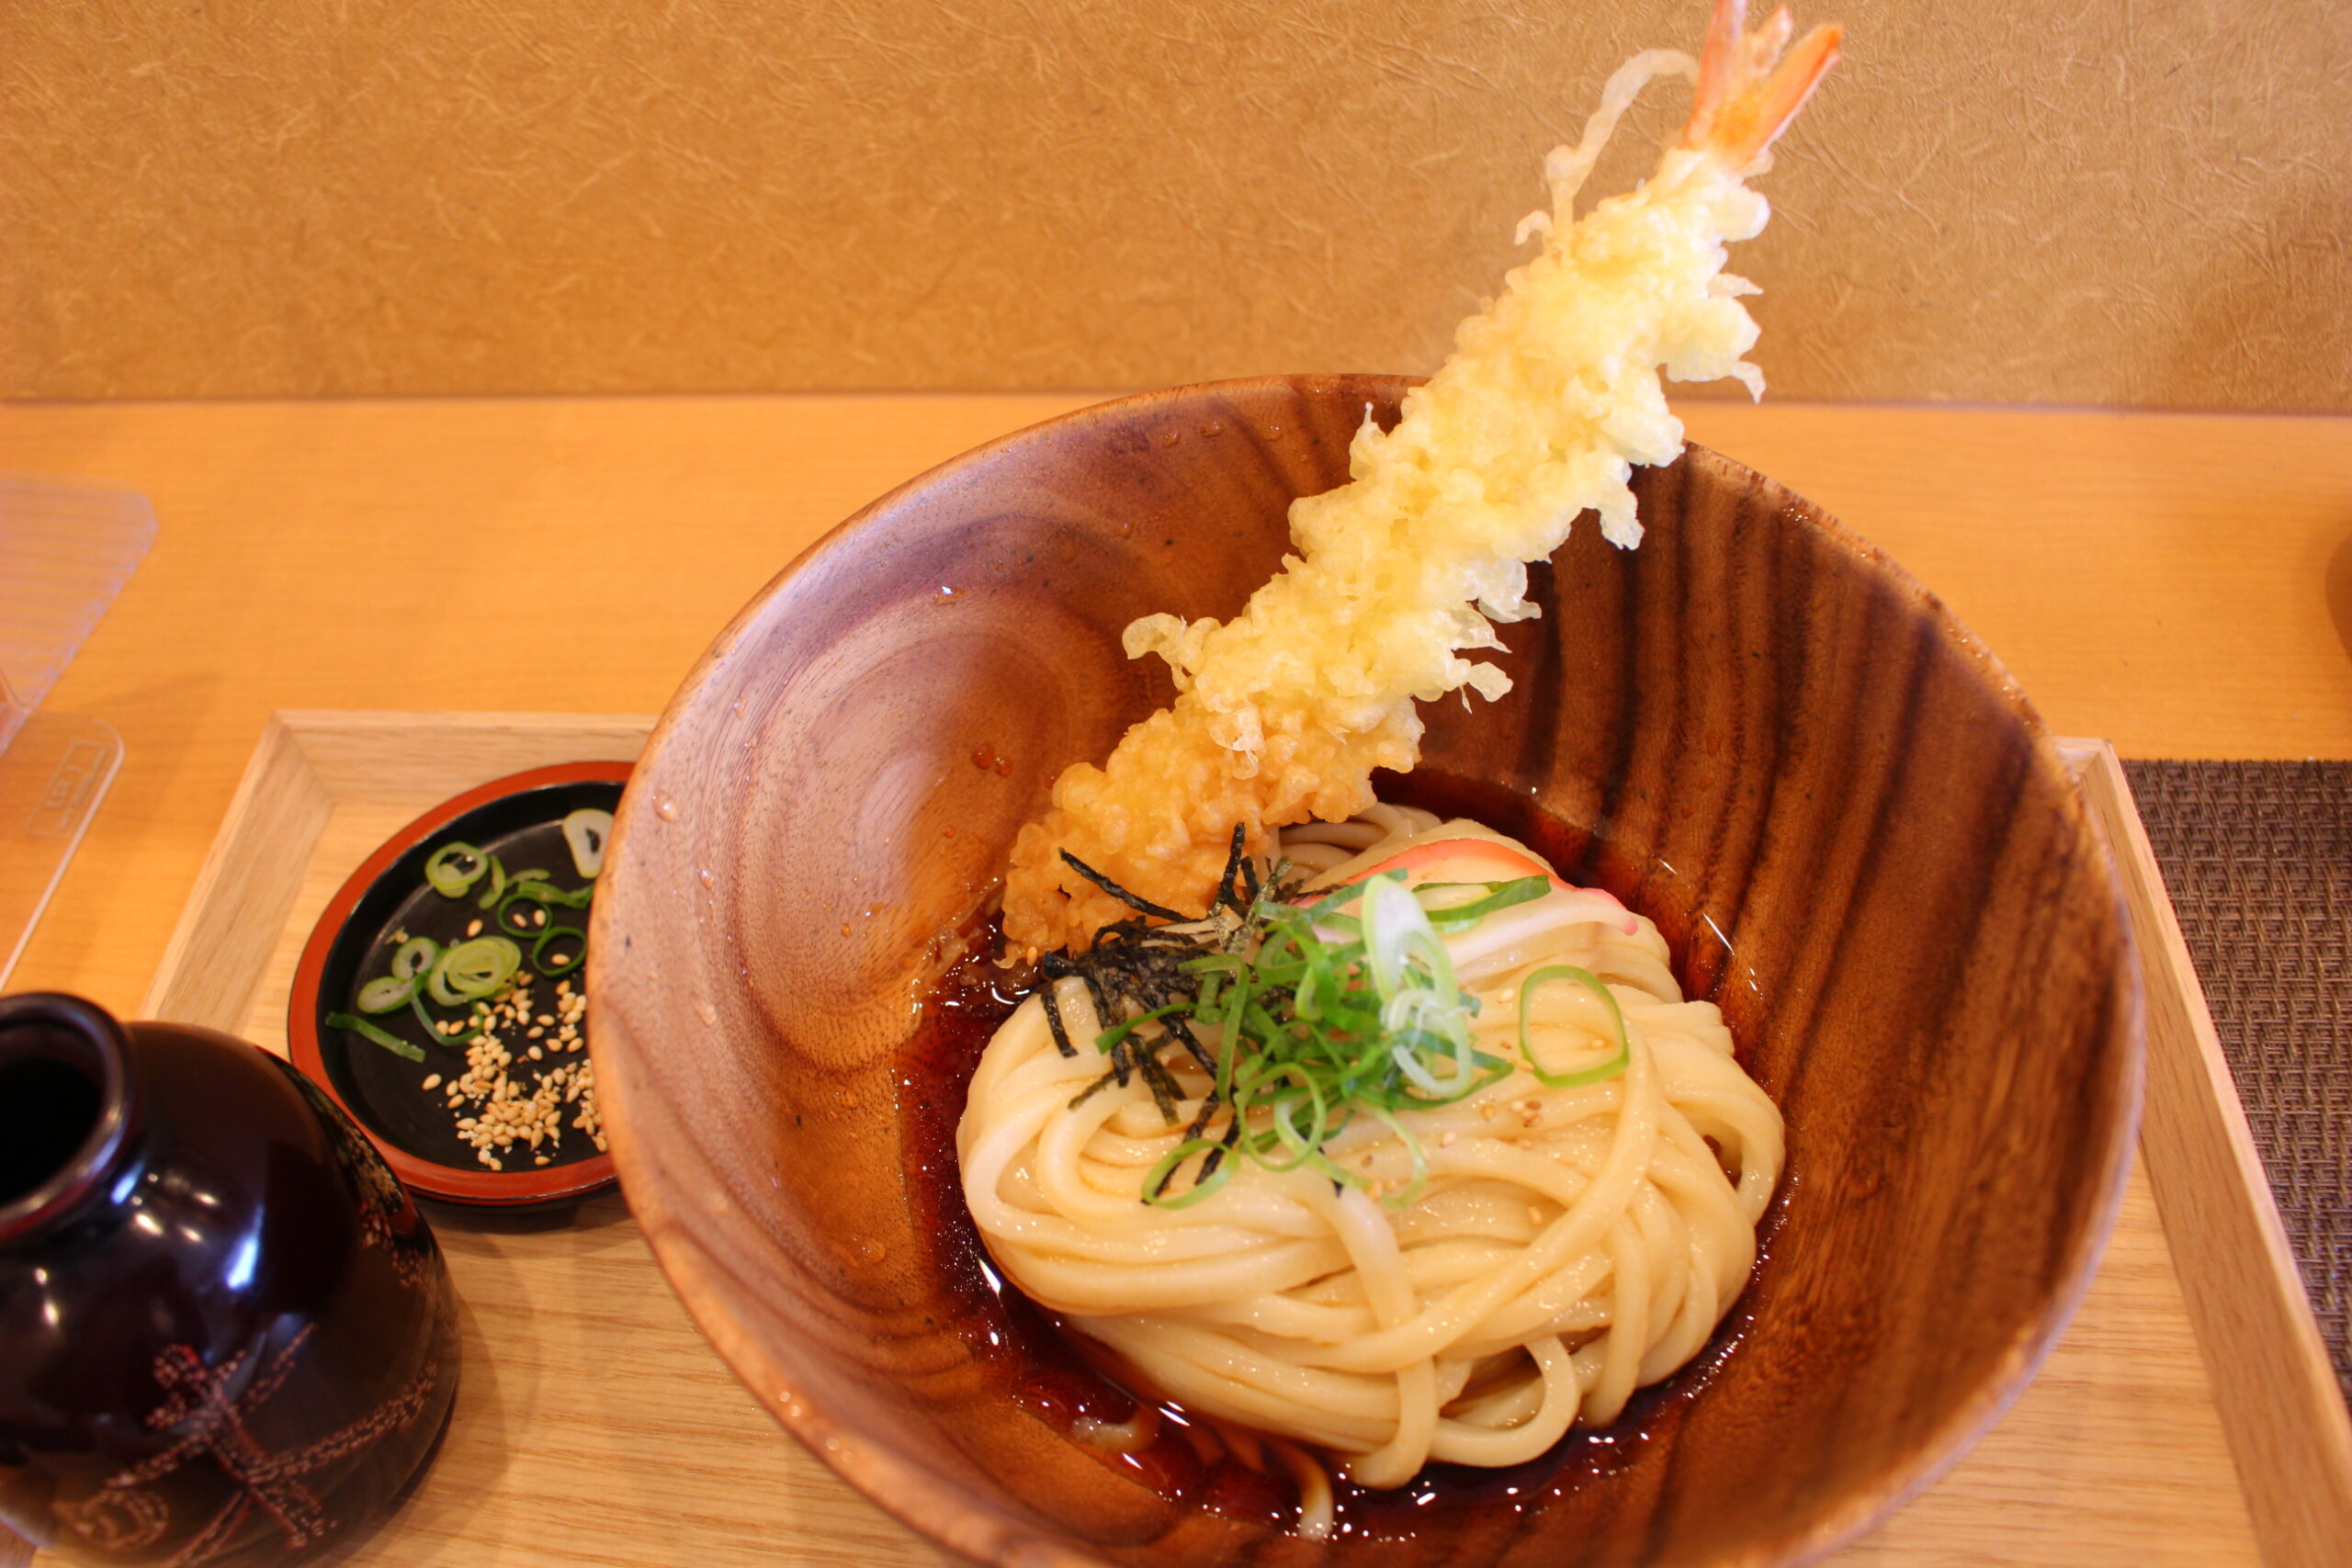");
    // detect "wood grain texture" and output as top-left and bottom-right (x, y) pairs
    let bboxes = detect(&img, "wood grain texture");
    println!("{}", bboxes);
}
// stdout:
(590, 378), (2142, 1566)
(2068, 741), (2352, 1568)
(3, 394), (2349, 1028)
(3, 1), (2348, 409)
(141, 712), (331, 1025)
(35, 710), (2286, 1568)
